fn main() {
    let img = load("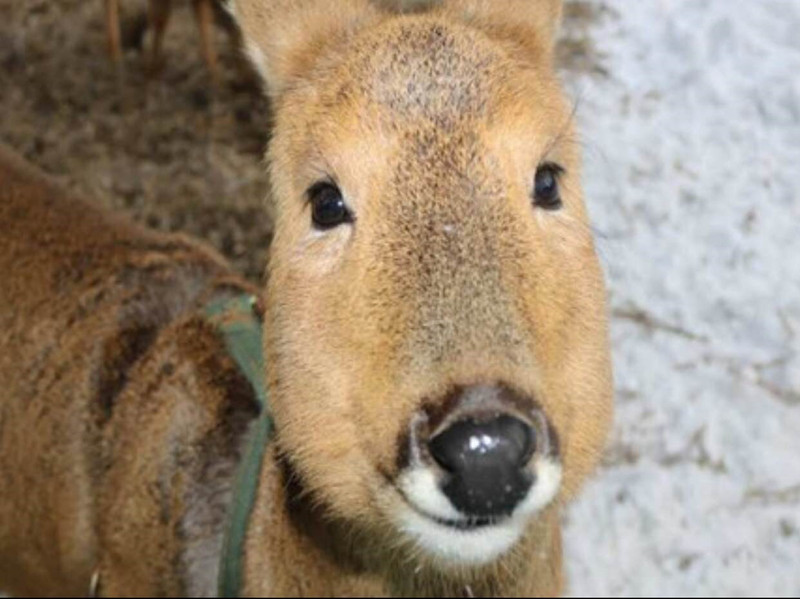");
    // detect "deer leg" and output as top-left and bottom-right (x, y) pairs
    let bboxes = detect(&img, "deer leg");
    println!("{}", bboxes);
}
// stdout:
(147, 0), (172, 74)
(194, 0), (218, 83)
(105, 0), (122, 65)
